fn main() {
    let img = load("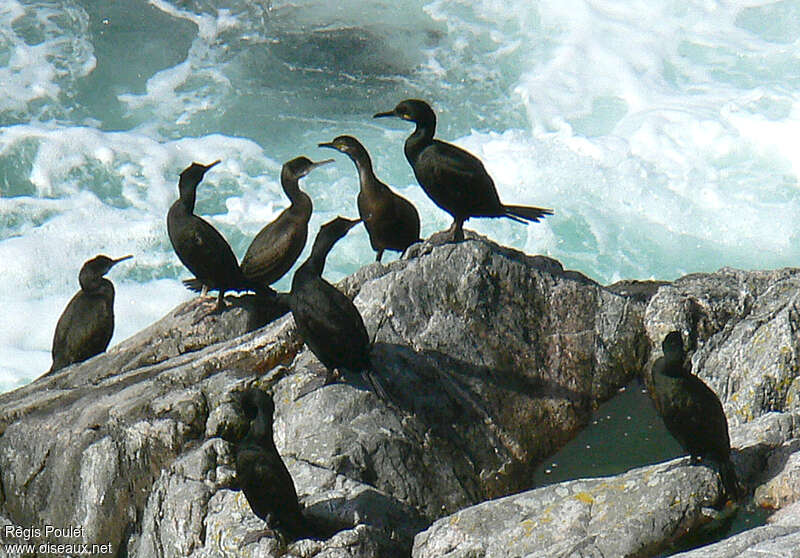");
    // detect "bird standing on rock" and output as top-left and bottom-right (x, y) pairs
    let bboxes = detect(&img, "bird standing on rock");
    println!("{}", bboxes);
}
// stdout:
(240, 157), (333, 287)
(374, 99), (553, 242)
(284, 217), (389, 401)
(650, 331), (740, 500)
(235, 388), (311, 541)
(167, 160), (268, 312)
(319, 135), (420, 262)
(287, 217), (371, 379)
(48, 254), (132, 374)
